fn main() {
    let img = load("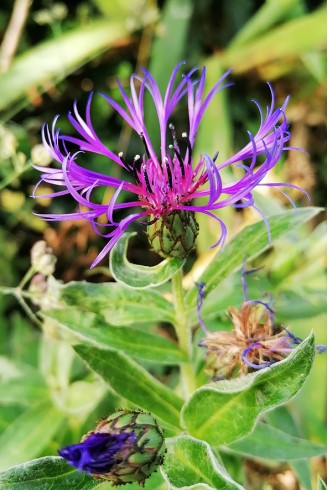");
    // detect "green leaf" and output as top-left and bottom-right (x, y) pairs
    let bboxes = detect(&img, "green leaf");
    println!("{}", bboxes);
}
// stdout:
(0, 456), (96, 489)
(181, 333), (315, 445)
(0, 374), (48, 407)
(226, 422), (326, 460)
(317, 477), (327, 490)
(185, 207), (322, 306)
(229, 0), (304, 49)
(0, 401), (65, 470)
(145, 0), (193, 152)
(222, 7), (326, 73)
(110, 232), (185, 289)
(291, 460), (312, 490)
(44, 308), (187, 364)
(0, 19), (151, 118)
(75, 344), (183, 429)
(162, 435), (243, 489)
(60, 280), (174, 325)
